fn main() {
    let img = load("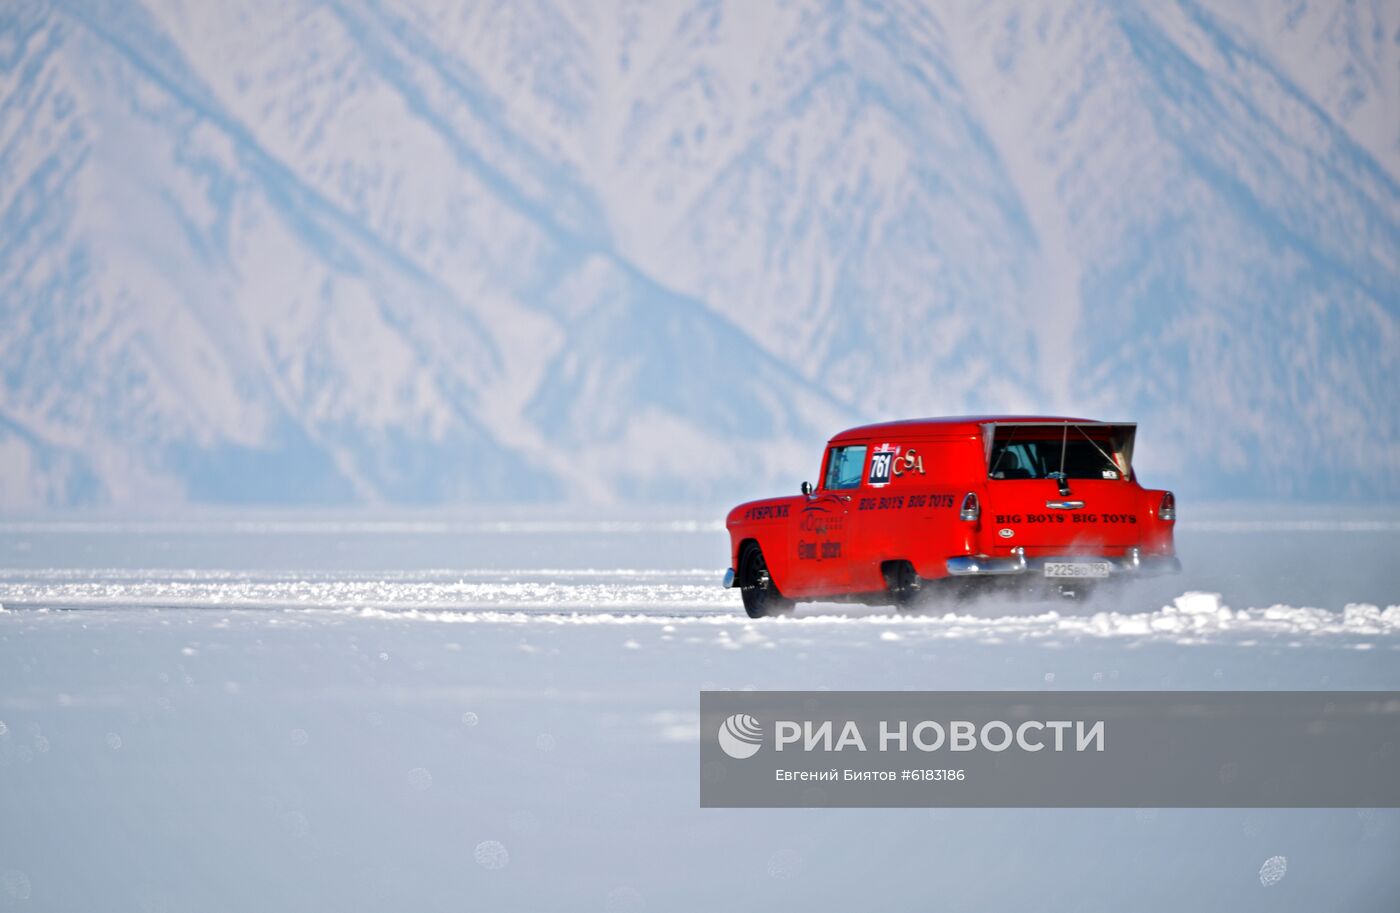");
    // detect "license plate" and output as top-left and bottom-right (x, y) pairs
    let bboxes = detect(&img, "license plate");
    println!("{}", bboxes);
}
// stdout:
(1044, 561), (1111, 579)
